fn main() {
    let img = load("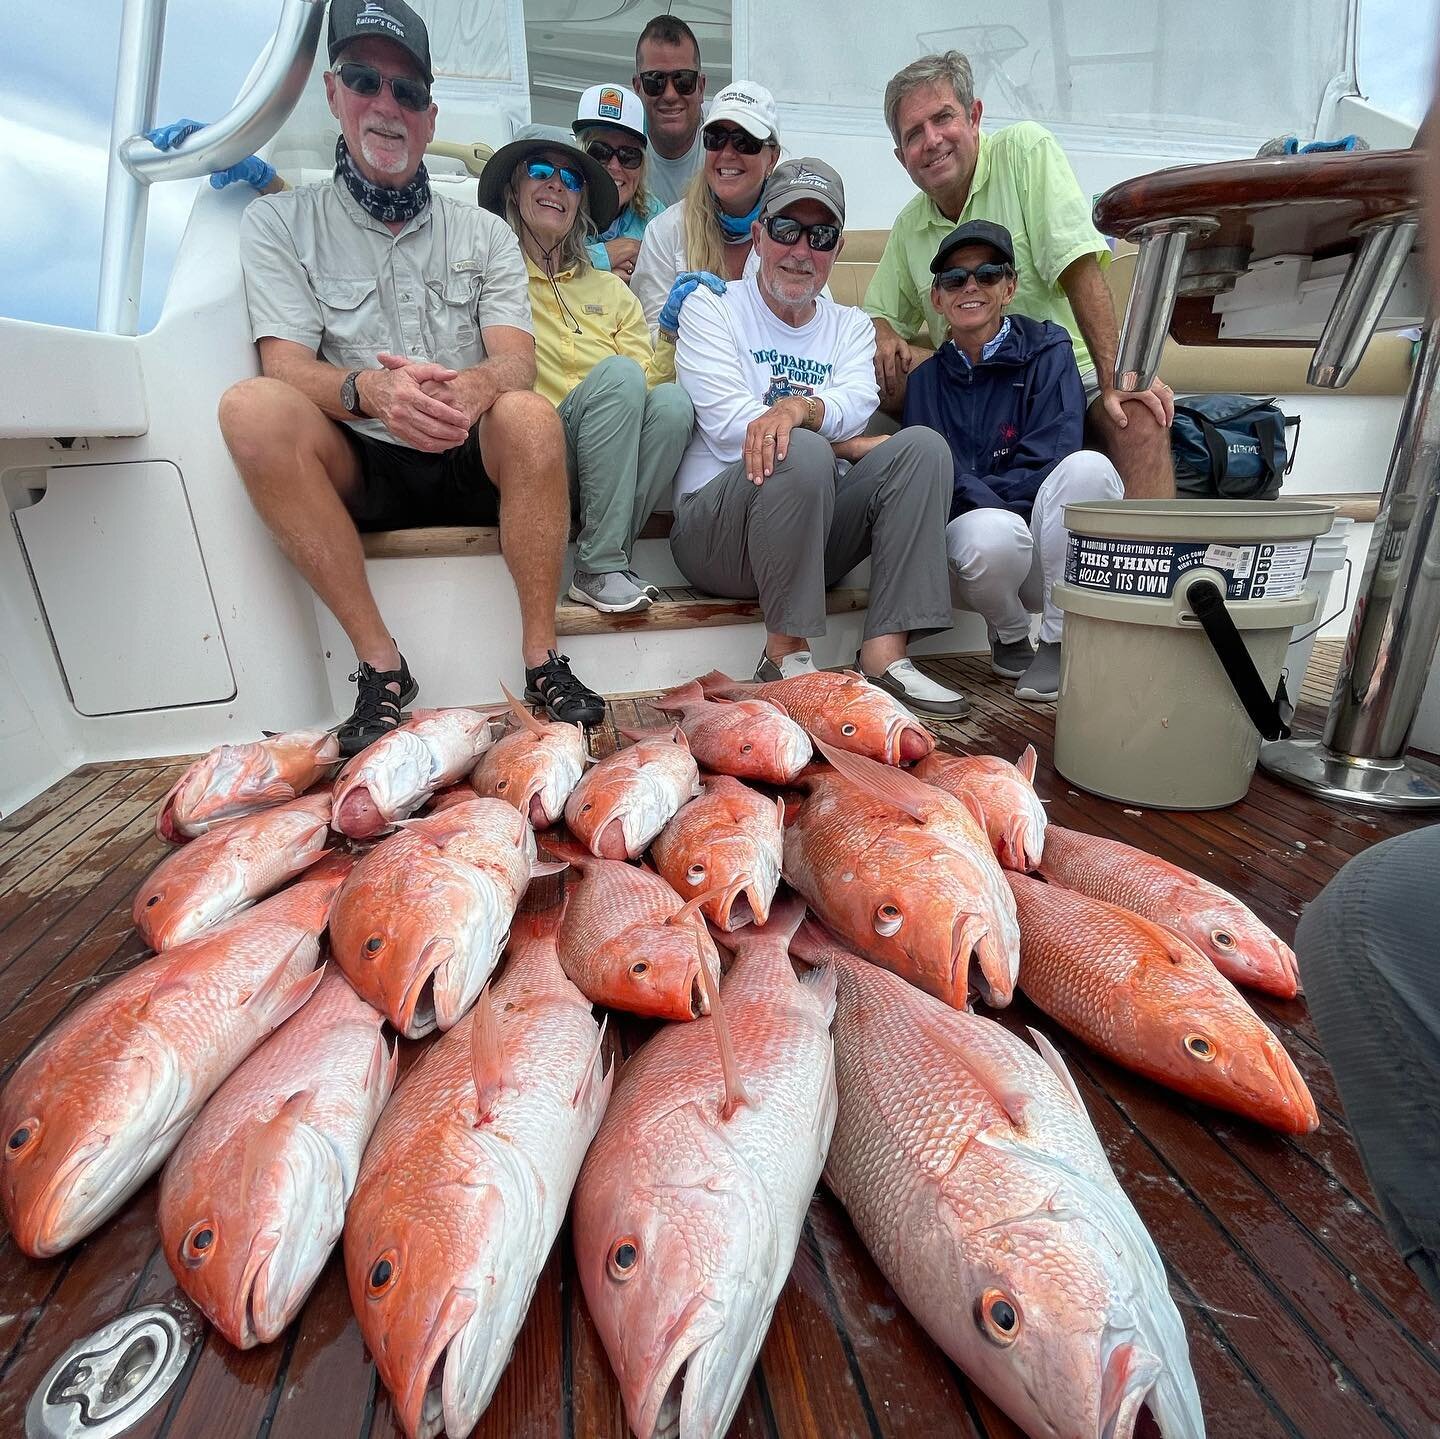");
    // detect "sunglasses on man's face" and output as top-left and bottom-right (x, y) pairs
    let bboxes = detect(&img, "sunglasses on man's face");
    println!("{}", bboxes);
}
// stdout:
(935, 262), (1013, 291)
(635, 68), (700, 97)
(763, 214), (841, 252)
(703, 126), (766, 156)
(585, 139), (644, 172)
(334, 61), (430, 113)
(526, 158), (585, 192)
